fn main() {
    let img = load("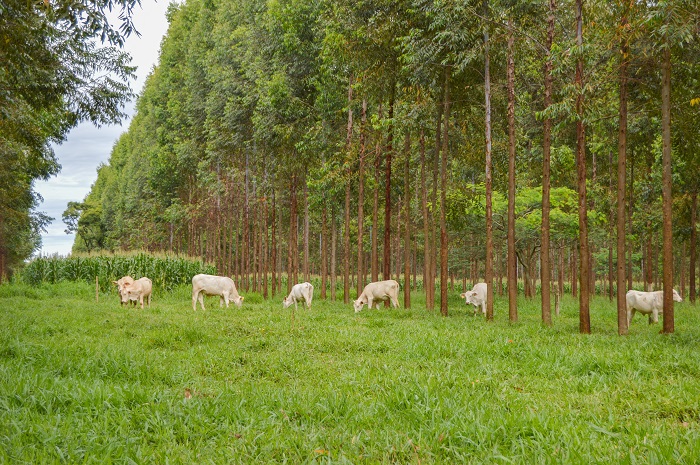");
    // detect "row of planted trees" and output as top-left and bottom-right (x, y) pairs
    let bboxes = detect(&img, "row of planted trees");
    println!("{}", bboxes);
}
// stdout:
(68, 0), (699, 333)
